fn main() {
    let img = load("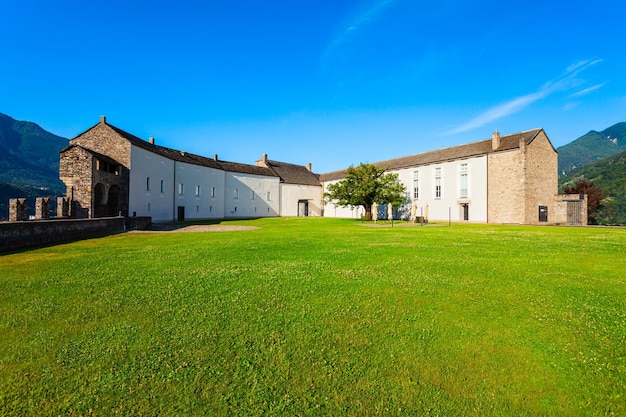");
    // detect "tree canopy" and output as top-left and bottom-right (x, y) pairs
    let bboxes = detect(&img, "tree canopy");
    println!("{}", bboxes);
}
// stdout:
(324, 163), (407, 221)
(563, 179), (604, 224)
